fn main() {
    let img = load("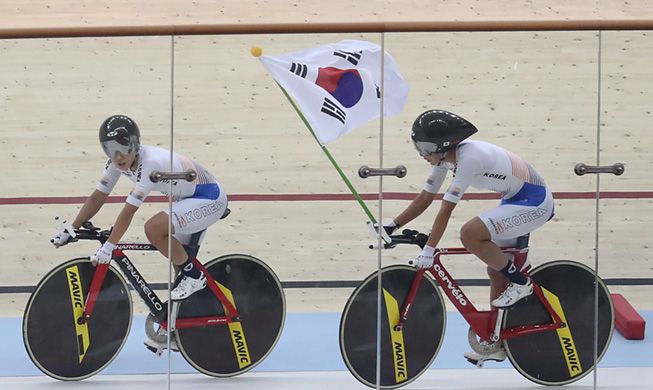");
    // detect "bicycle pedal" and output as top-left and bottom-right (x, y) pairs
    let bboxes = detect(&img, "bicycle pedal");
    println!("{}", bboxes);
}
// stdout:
(145, 344), (164, 356)
(465, 357), (485, 368)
